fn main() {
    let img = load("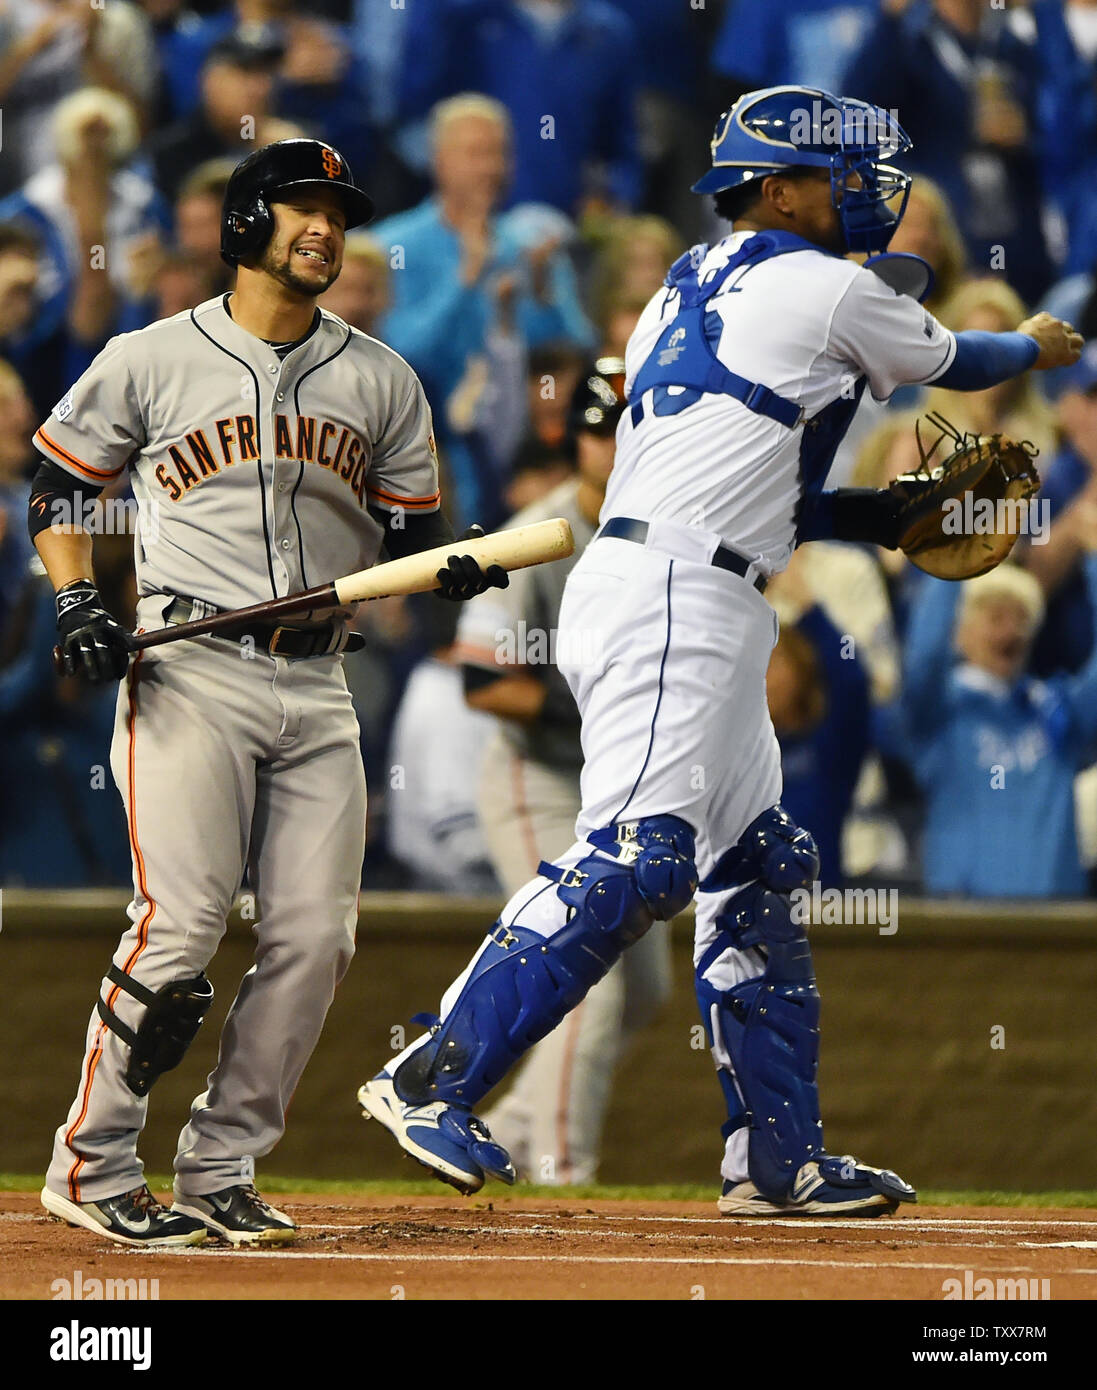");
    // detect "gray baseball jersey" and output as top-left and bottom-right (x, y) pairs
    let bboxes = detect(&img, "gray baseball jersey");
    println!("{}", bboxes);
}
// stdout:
(35, 295), (440, 611)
